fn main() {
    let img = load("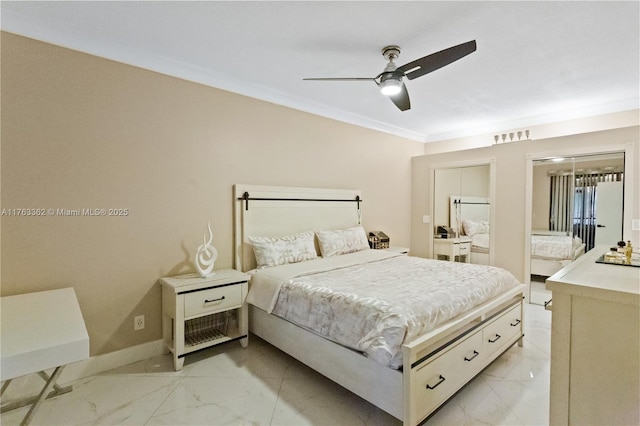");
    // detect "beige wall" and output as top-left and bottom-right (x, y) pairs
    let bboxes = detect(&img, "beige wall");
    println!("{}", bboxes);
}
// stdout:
(412, 127), (640, 282)
(0, 33), (423, 356)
